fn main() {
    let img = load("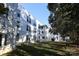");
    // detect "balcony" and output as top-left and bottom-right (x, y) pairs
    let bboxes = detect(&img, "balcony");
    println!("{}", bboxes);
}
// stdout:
(0, 23), (7, 34)
(0, 29), (7, 34)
